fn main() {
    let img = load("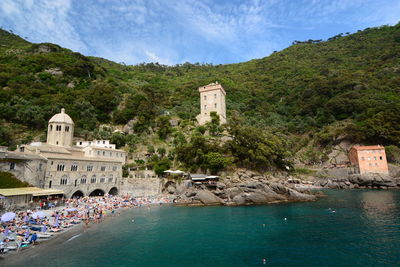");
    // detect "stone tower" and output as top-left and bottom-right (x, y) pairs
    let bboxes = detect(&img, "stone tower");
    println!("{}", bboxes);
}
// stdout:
(196, 82), (226, 125)
(47, 108), (74, 147)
